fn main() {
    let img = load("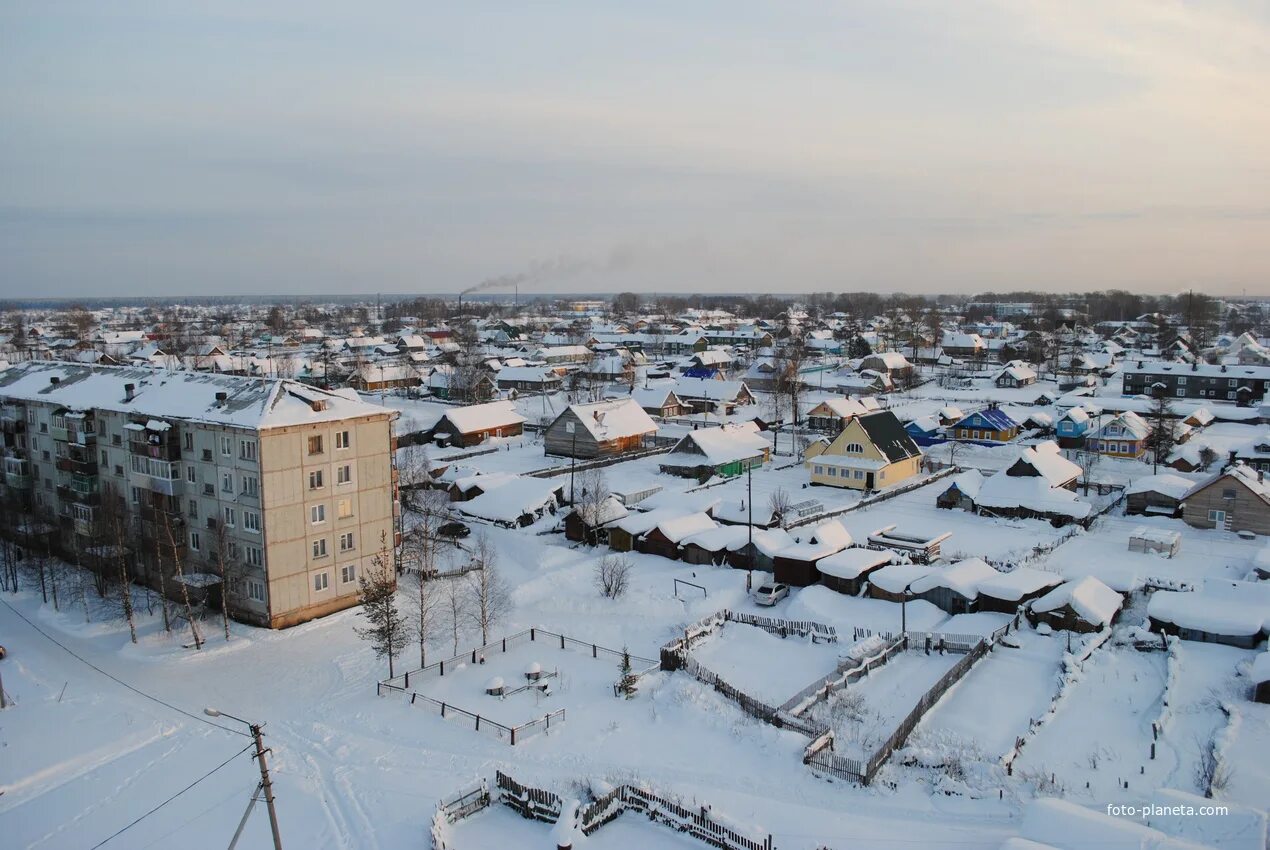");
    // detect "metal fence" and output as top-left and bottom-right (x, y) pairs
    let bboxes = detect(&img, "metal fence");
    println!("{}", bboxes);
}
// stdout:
(377, 681), (565, 746)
